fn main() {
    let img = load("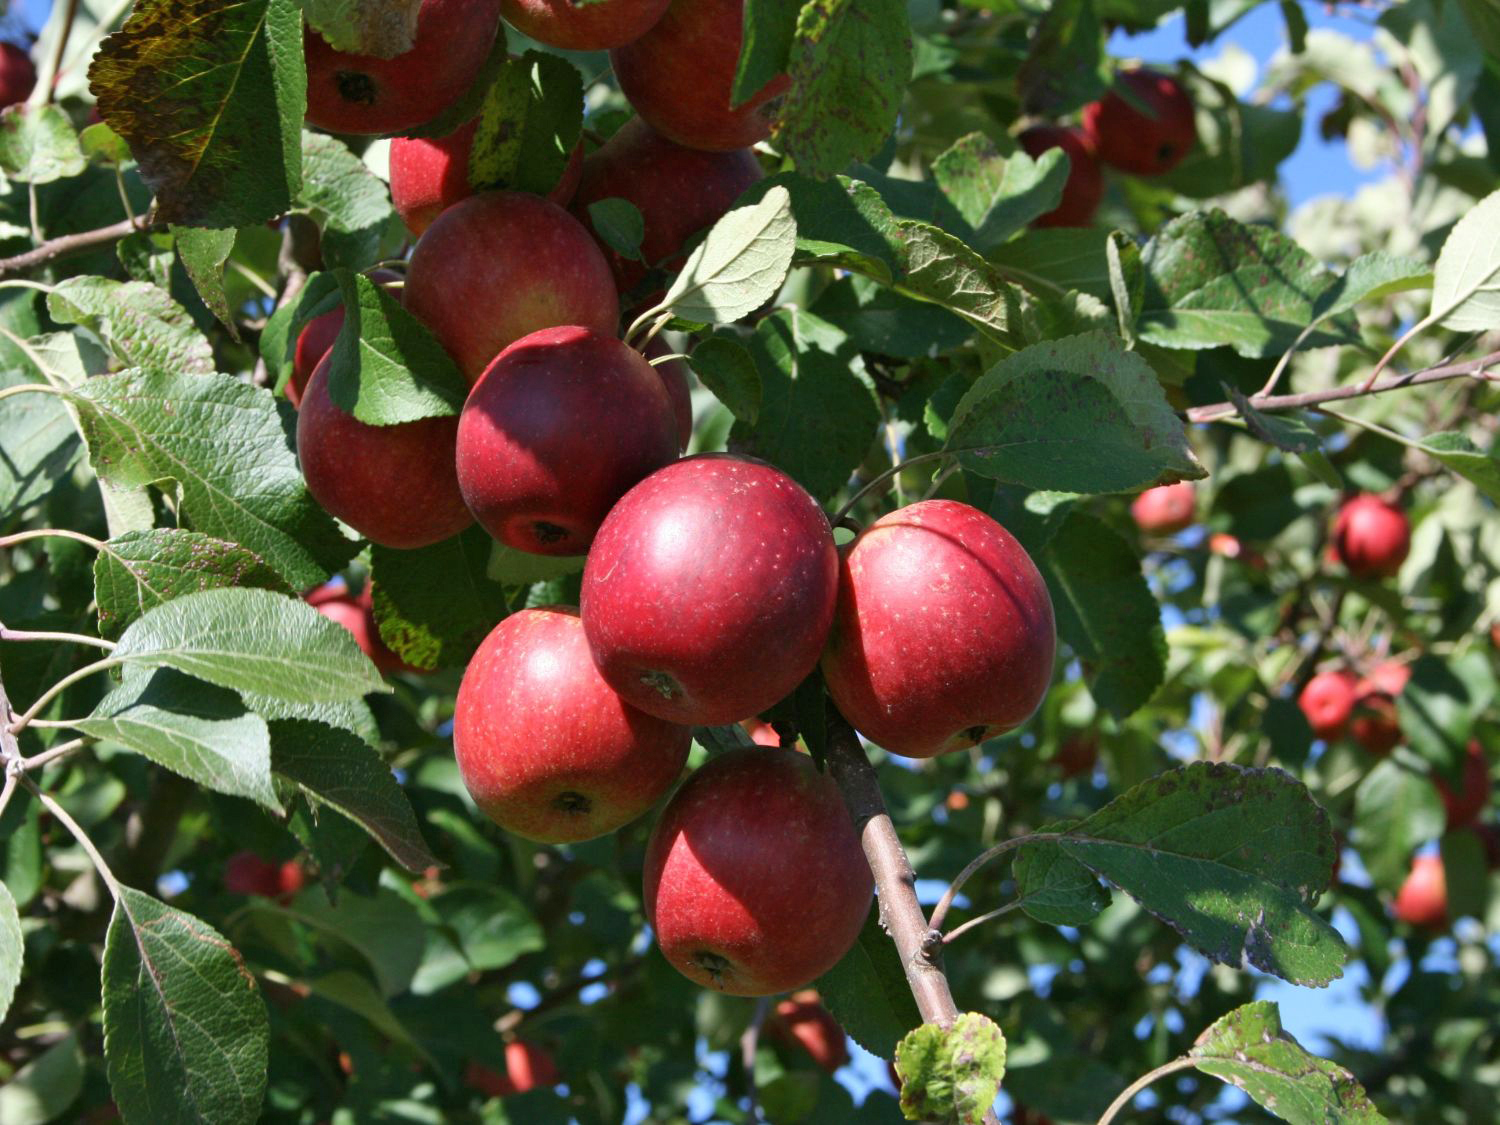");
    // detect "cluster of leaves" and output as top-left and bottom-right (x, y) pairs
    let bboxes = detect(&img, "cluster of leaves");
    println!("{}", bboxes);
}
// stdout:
(0, 0), (1496, 1123)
